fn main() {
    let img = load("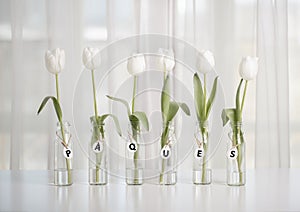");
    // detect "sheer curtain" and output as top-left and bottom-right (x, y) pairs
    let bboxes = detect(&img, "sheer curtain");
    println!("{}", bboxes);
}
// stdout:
(0, 0), (296, 171)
